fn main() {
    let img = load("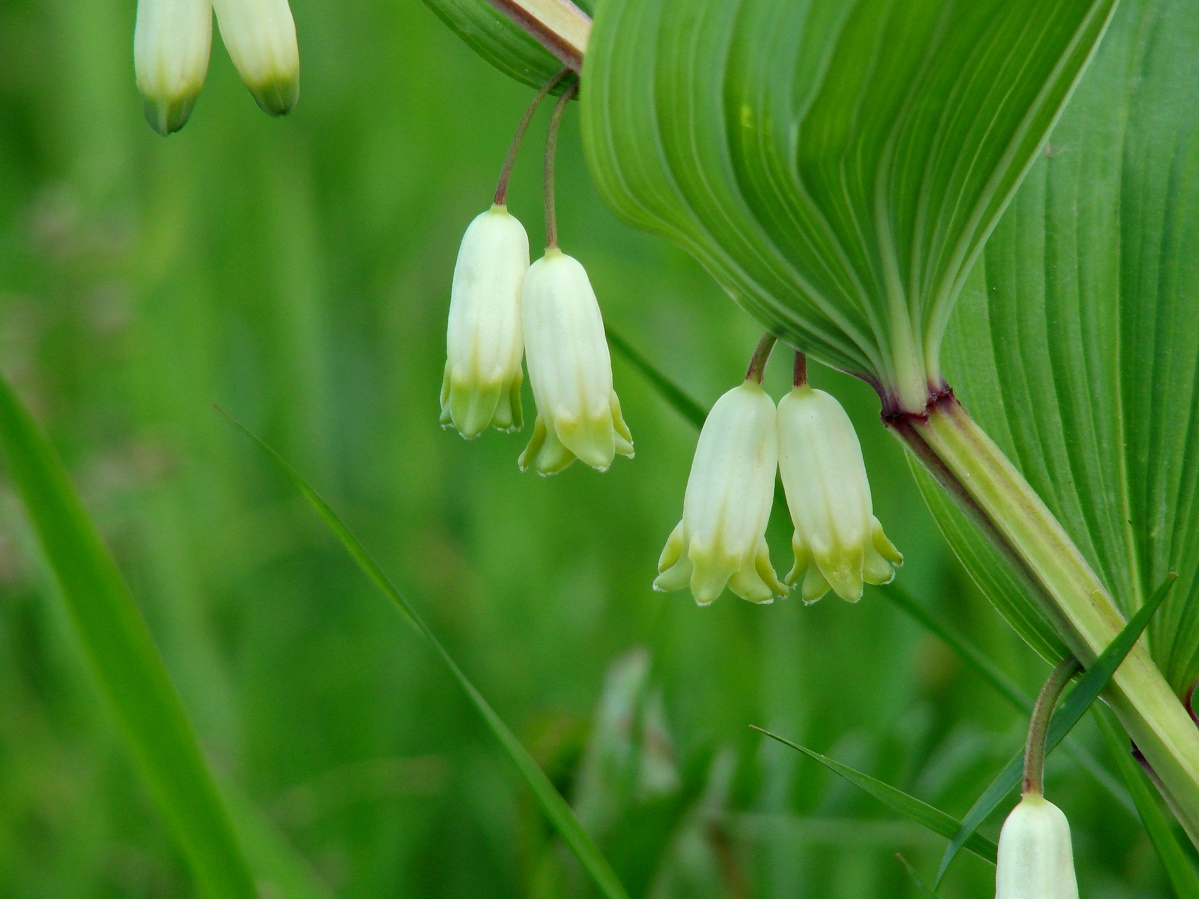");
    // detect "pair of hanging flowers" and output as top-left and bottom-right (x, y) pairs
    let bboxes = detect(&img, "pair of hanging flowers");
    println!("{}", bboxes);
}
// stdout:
(134, 0), (300, 135)
(440, 78), (633, 476)
(654, 346), (902, 607)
